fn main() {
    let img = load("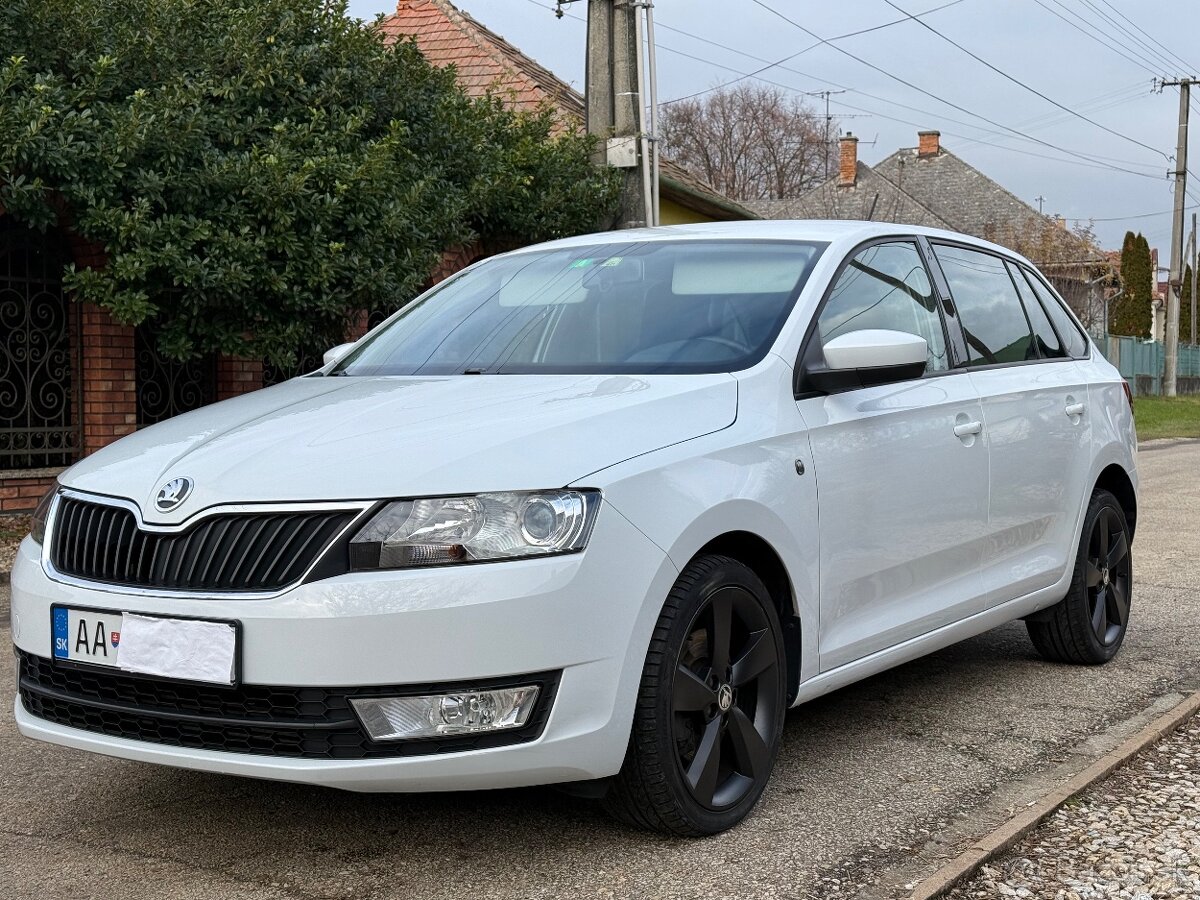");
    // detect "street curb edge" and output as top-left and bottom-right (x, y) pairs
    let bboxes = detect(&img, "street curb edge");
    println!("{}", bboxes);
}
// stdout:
(906, 687), (1200, 899)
